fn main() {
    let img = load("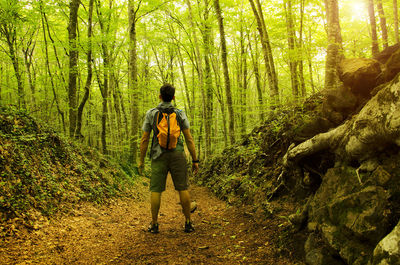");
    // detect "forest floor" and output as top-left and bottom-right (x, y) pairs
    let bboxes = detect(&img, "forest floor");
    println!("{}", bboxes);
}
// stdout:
(0, 176), (303, 264)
